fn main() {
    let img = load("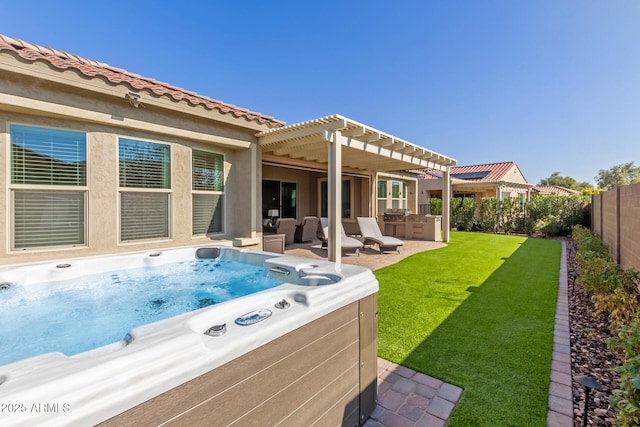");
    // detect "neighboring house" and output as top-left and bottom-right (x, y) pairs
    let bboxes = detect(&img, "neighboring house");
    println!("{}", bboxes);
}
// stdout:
(0, 34), (456, 266)
(531, 185), (580, 196)
(418, 161), (533, 212)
